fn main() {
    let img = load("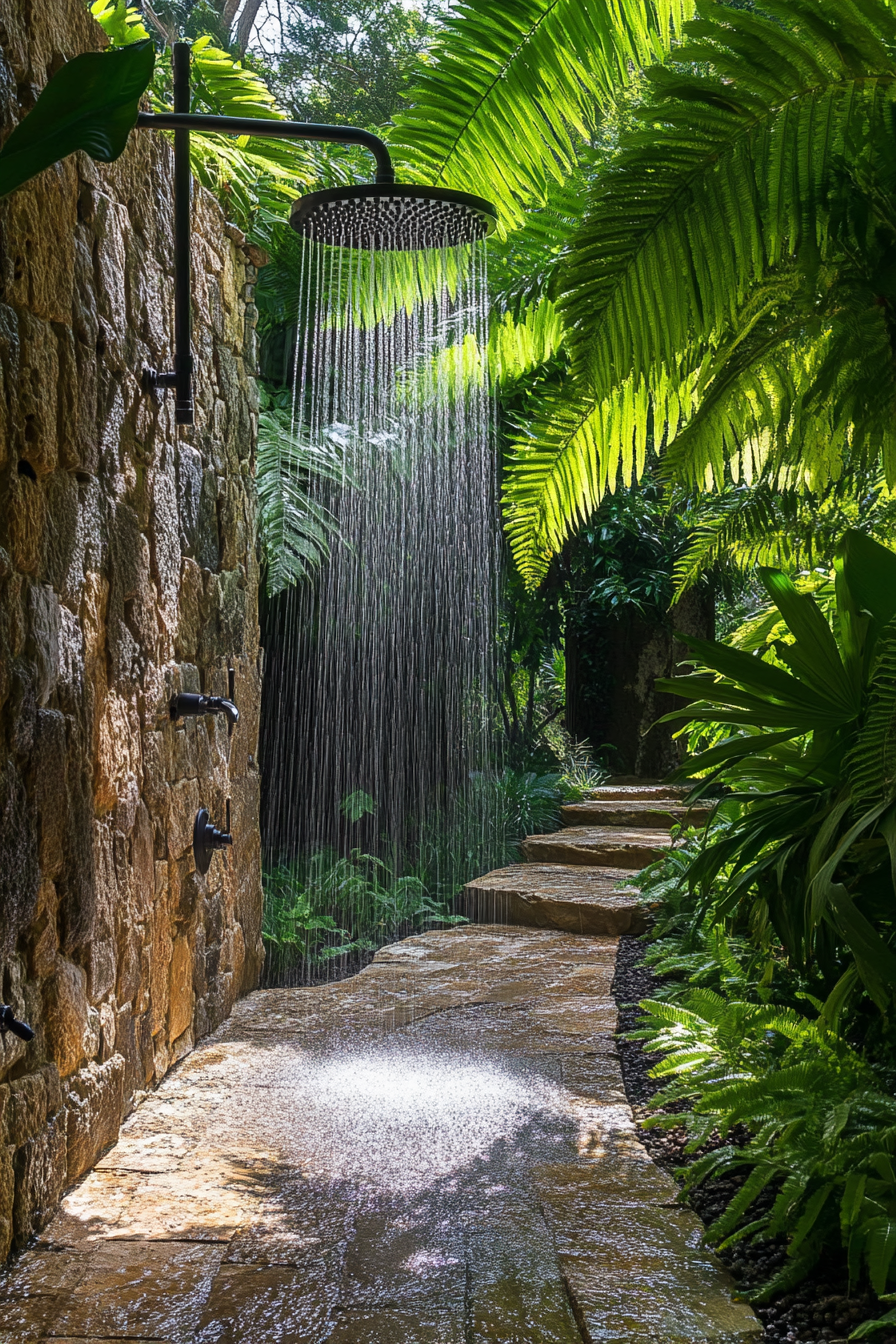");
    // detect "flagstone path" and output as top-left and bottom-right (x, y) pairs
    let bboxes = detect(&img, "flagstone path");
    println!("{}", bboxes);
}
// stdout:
(0, 786), (757, 1344)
